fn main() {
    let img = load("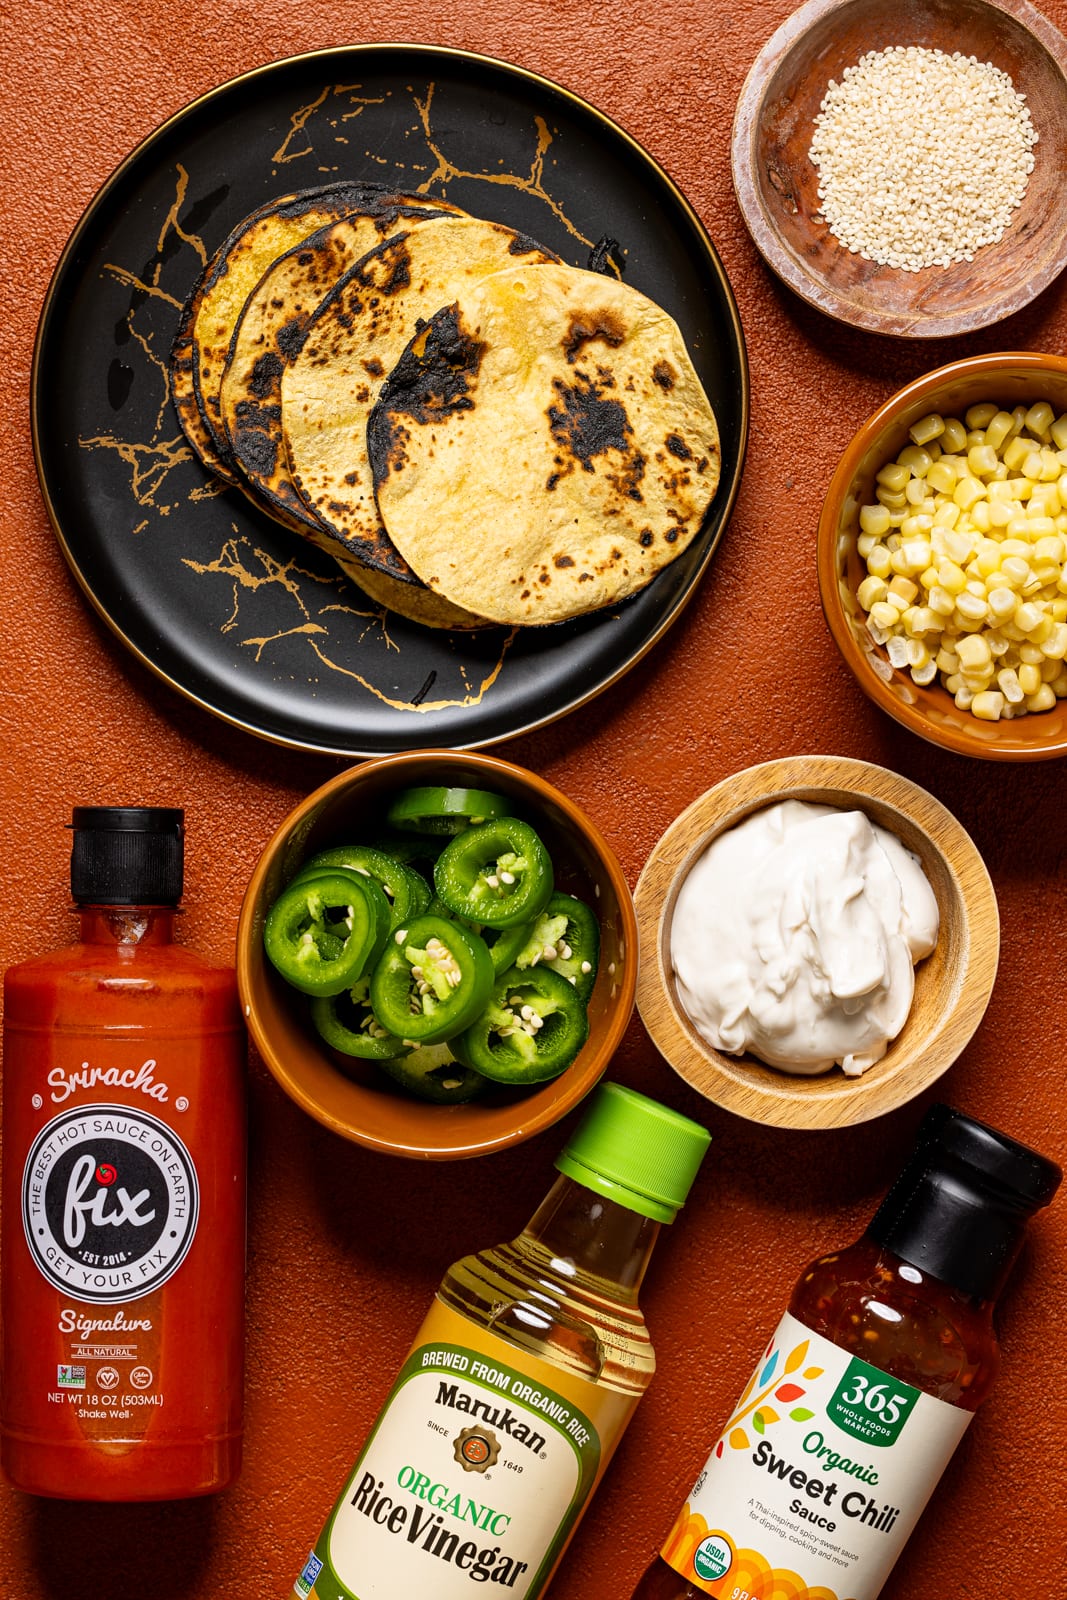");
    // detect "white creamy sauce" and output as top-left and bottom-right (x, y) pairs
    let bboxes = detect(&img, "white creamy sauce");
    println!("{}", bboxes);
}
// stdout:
(670, 800), (939, 1077)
